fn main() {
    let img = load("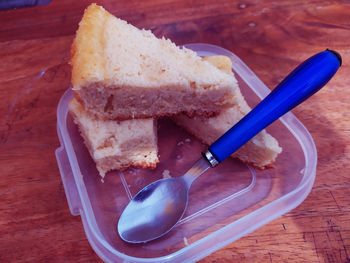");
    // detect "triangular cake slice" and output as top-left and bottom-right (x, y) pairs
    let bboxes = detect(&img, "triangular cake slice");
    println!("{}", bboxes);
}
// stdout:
(173, 56), (282, 169)
(71, 4), (238, 120)
(69, 98), (158, 177)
